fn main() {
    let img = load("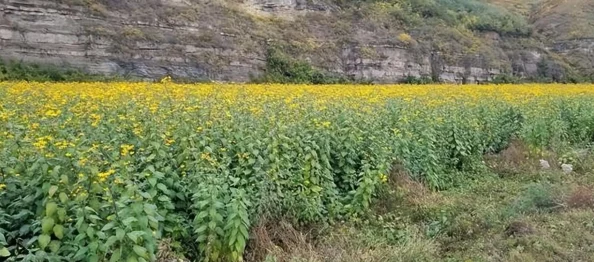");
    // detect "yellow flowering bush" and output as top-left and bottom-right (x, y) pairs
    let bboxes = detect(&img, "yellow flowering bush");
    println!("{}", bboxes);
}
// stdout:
(1, 82), (594, 261)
